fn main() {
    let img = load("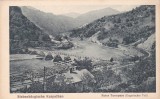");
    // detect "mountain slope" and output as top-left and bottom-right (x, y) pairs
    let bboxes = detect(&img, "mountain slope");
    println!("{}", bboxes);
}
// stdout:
(76, 7), (120, 25)
(10, 6), (43, 41)
(10, 6), (50, 54)
(70, 5), (155, 46)
(21, 6), (78, 35)
(62, 12), (80, 18)
(21, 7), (120, 35)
